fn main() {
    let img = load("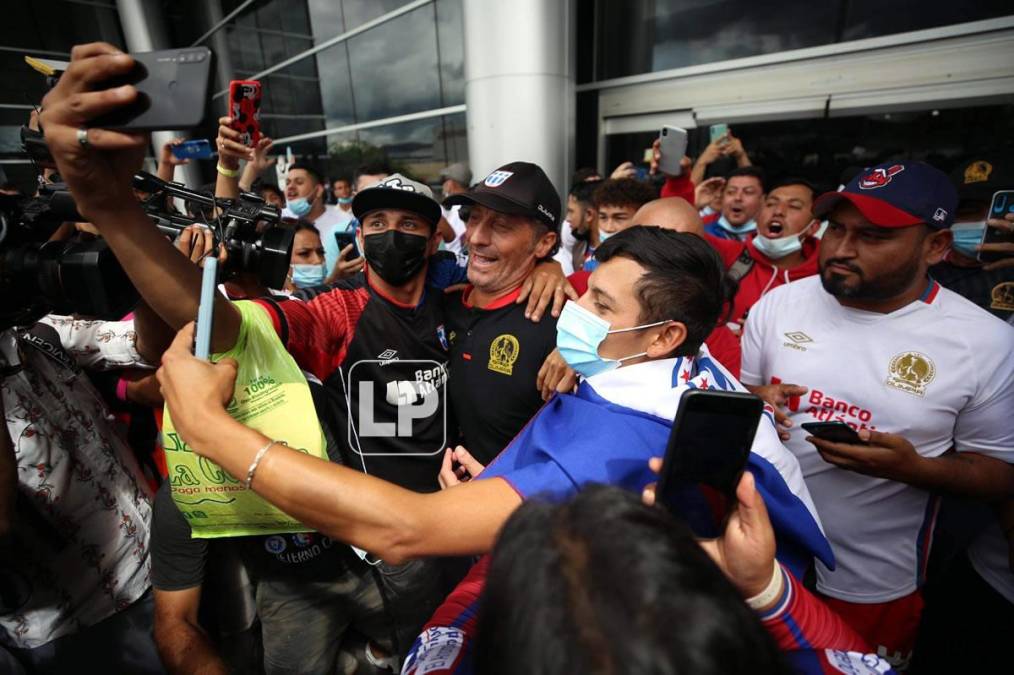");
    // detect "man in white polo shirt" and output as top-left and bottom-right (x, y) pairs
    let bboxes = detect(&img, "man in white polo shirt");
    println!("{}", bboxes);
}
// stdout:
(740, 161), (1014, 669)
